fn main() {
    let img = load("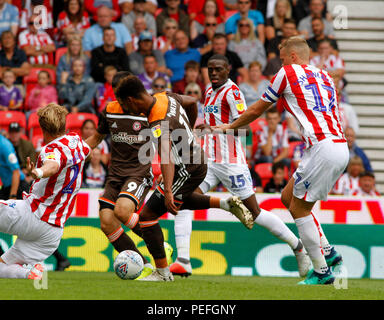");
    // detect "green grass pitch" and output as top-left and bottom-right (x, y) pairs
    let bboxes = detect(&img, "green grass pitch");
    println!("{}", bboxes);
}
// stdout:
(1, 272), (384, 300)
